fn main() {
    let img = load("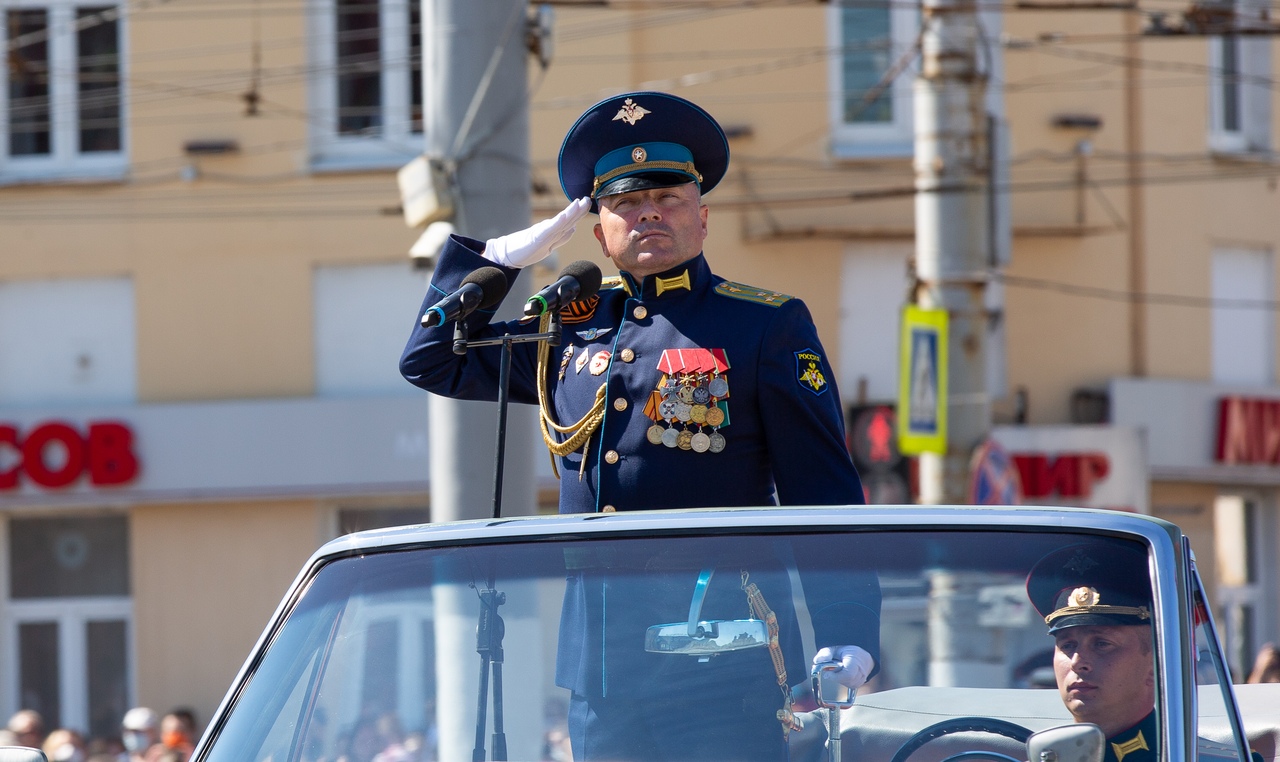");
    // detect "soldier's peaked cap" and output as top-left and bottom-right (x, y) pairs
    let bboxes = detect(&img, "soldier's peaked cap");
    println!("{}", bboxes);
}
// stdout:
(558, 91), (730, 212)
(1026, 540), (1153, 634)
